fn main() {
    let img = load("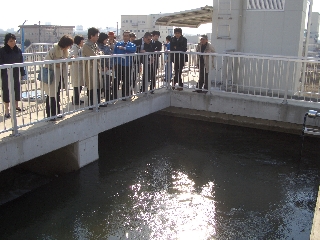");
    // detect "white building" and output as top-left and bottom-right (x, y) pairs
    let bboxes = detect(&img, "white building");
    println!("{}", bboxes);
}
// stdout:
(121, 14), (173, 42)
(210, 0), (307, 56)
(19, 25), (75, 43)
(75, 25), (84, 31)
(311, 12), (320, 43)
